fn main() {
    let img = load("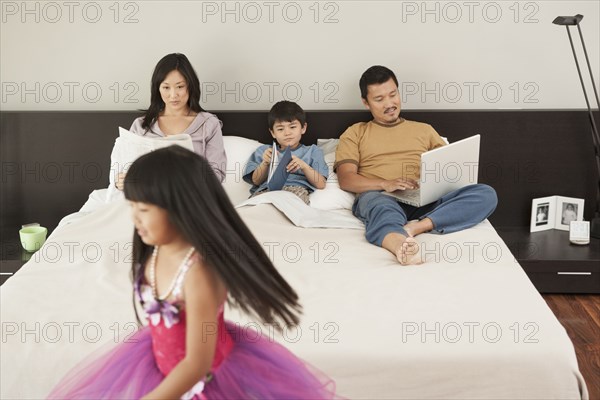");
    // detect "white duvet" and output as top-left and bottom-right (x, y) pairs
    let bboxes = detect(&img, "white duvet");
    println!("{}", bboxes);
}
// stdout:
(0, 199), (588, 399)
(236, 191), (363, 229)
